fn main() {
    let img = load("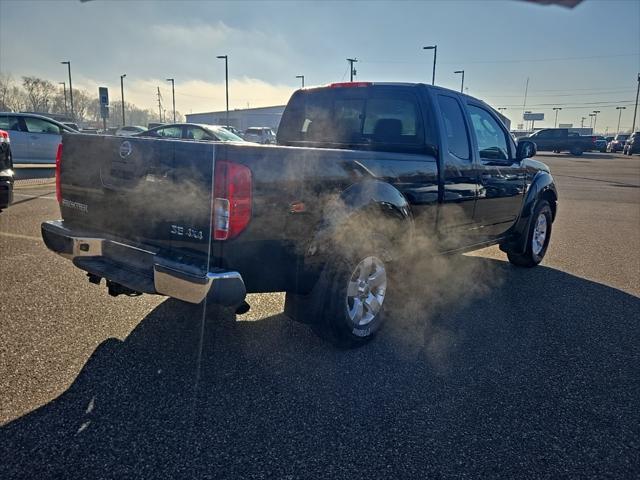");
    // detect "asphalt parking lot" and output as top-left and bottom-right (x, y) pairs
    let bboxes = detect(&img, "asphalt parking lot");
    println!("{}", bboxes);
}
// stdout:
(1, 153), (639, 479)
